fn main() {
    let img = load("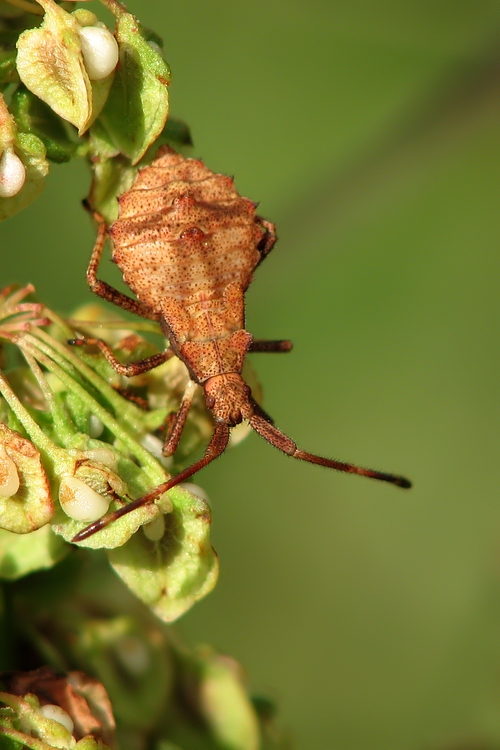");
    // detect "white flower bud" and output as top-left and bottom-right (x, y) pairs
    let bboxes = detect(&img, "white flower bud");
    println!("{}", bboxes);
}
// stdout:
(142, 513), (165, 541)
(40, 704), (74, 734)
(0, 150), (26, 198)
(114, 635), (150, 676)
(59, 476), (110, 522)
(88, 414), (104, 438)
(79, 25), (119, 81)
(82, 447), (118, 471)
(140, 433), (173, 469)
(0, 444), (20, 497)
